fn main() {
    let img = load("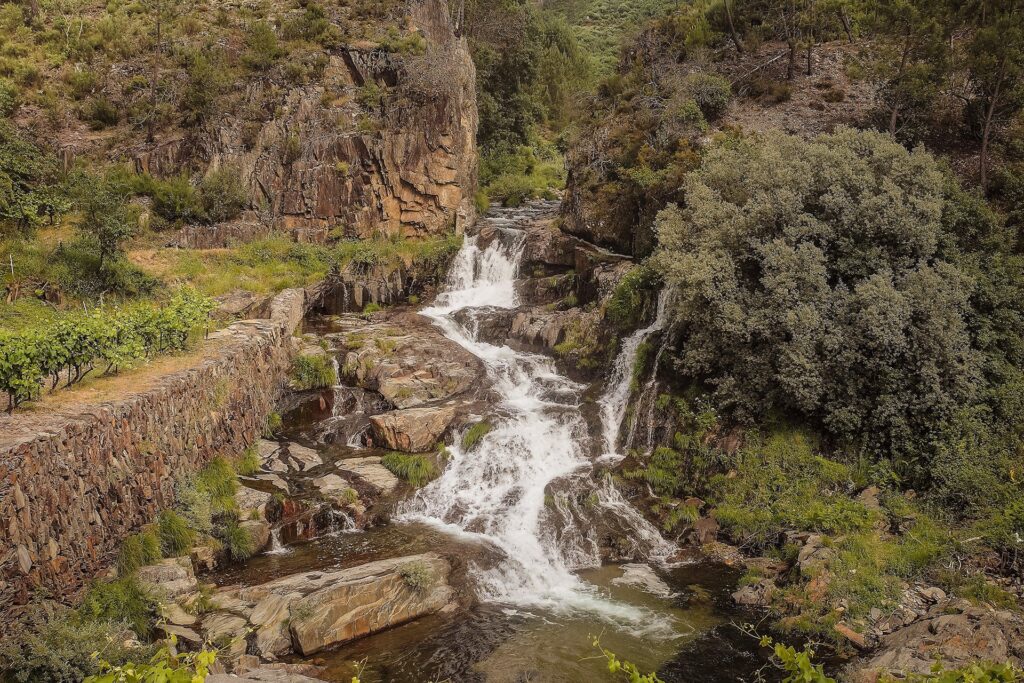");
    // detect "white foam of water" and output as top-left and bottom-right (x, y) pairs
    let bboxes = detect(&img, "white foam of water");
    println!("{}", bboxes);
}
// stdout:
(399, 216), (678, 639)
(266, 527), (291, 555)
(598, 294), (671, 462)
(625, 336), (671, 455)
